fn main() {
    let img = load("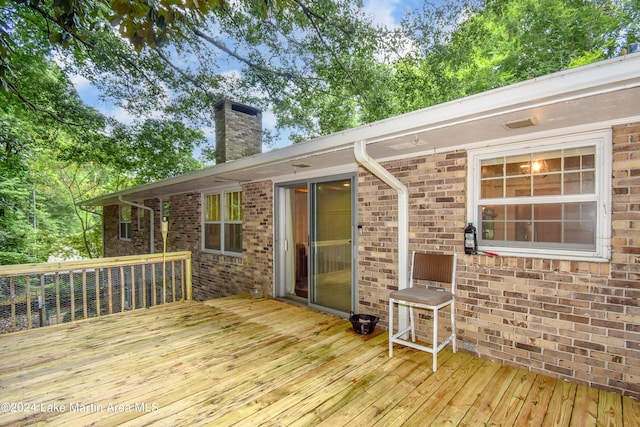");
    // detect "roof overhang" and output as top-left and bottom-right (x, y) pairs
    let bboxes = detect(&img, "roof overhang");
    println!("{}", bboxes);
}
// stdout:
(83, 52), (640, 207)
